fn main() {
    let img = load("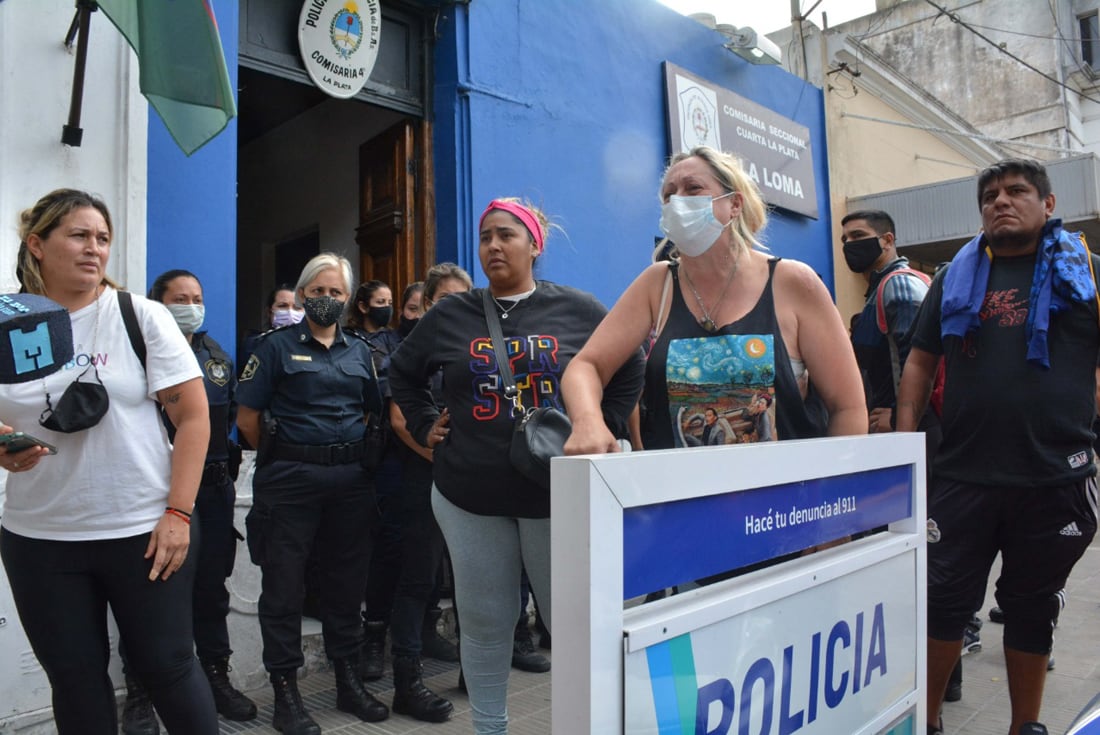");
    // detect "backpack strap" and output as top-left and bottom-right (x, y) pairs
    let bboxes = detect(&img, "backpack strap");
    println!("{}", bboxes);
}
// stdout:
(875, 268), (932, 398)
(874, 268), (931, 333)
(117, 290), (146, 371)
